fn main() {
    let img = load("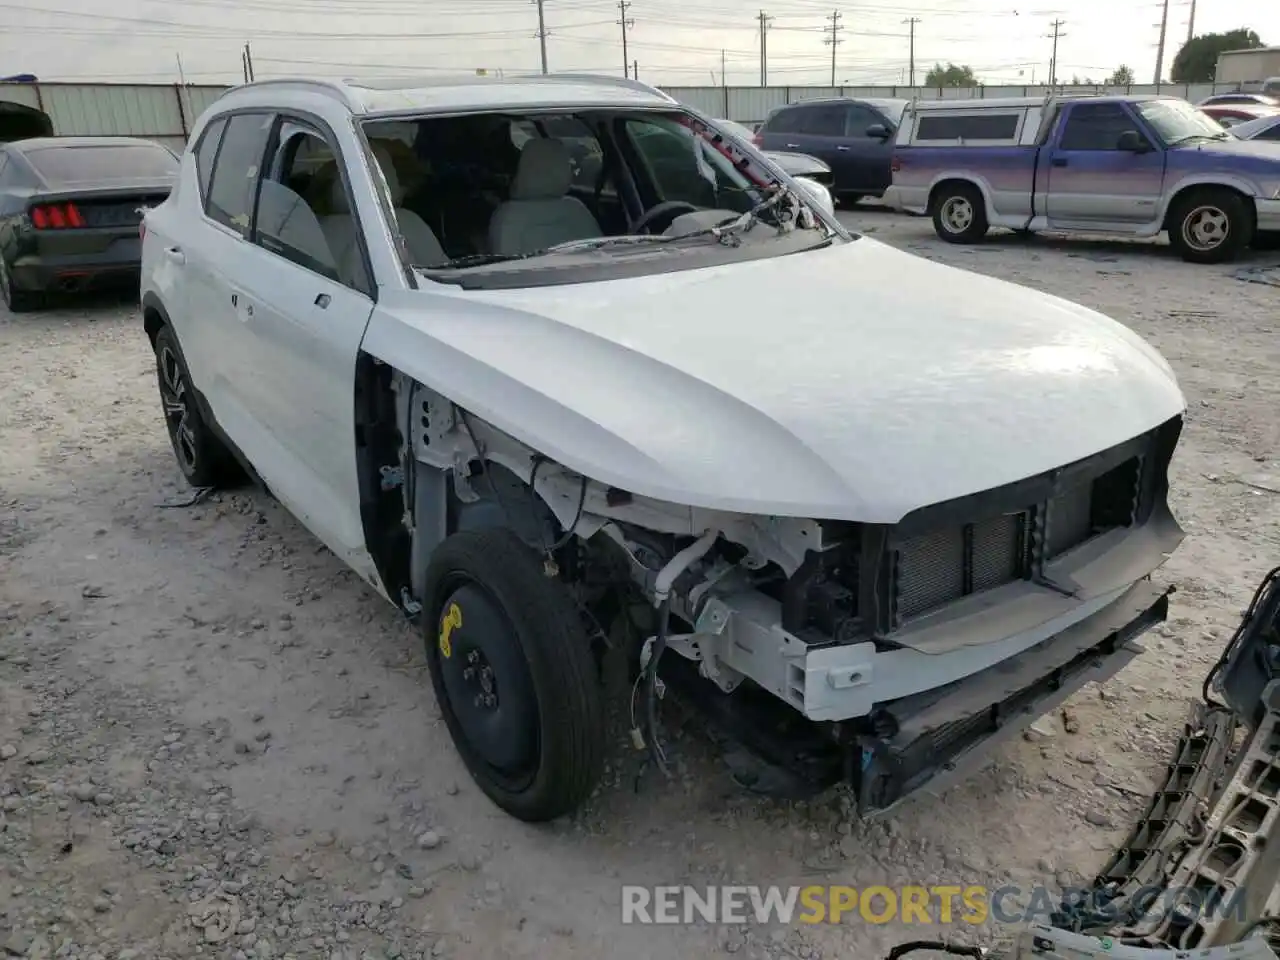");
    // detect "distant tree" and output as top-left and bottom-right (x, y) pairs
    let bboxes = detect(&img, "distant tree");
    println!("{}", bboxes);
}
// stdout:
(924, 62), (978, 87)
(1069, 74), (1094, 85)
(1106, 65), (1136, 85)
(1171, 28), (1264, 82)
